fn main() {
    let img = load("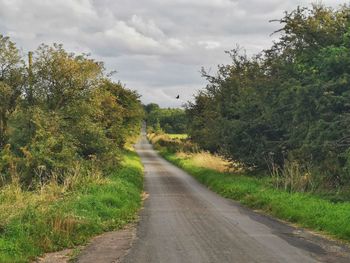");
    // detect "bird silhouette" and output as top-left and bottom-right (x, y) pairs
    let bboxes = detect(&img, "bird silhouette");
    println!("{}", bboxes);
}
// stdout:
(176, 95), (180, 99)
